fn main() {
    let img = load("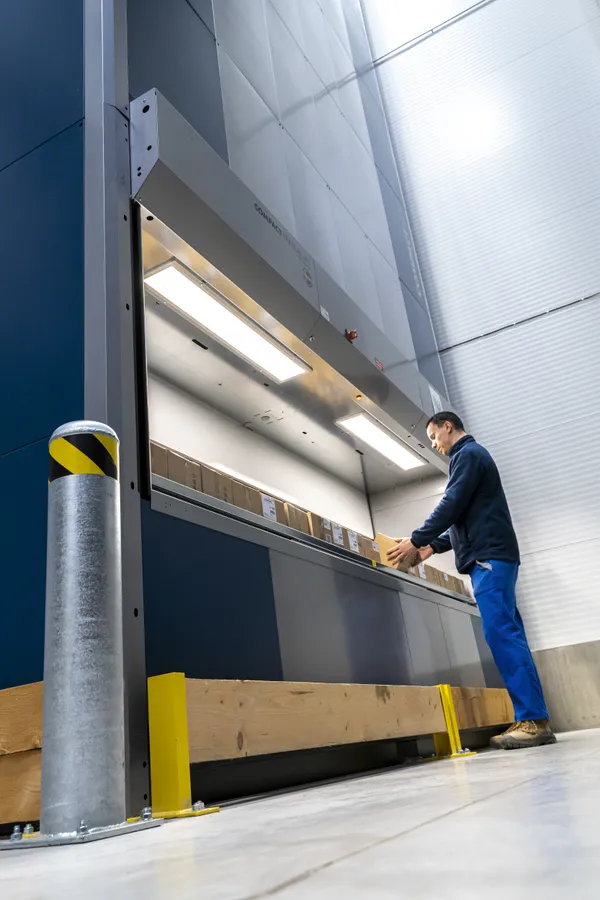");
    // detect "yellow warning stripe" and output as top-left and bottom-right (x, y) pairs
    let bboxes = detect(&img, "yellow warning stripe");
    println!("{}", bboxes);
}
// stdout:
(95, 433), (119, 466)
(49, 433), (120, 481)
(50, 437), (105, 476)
